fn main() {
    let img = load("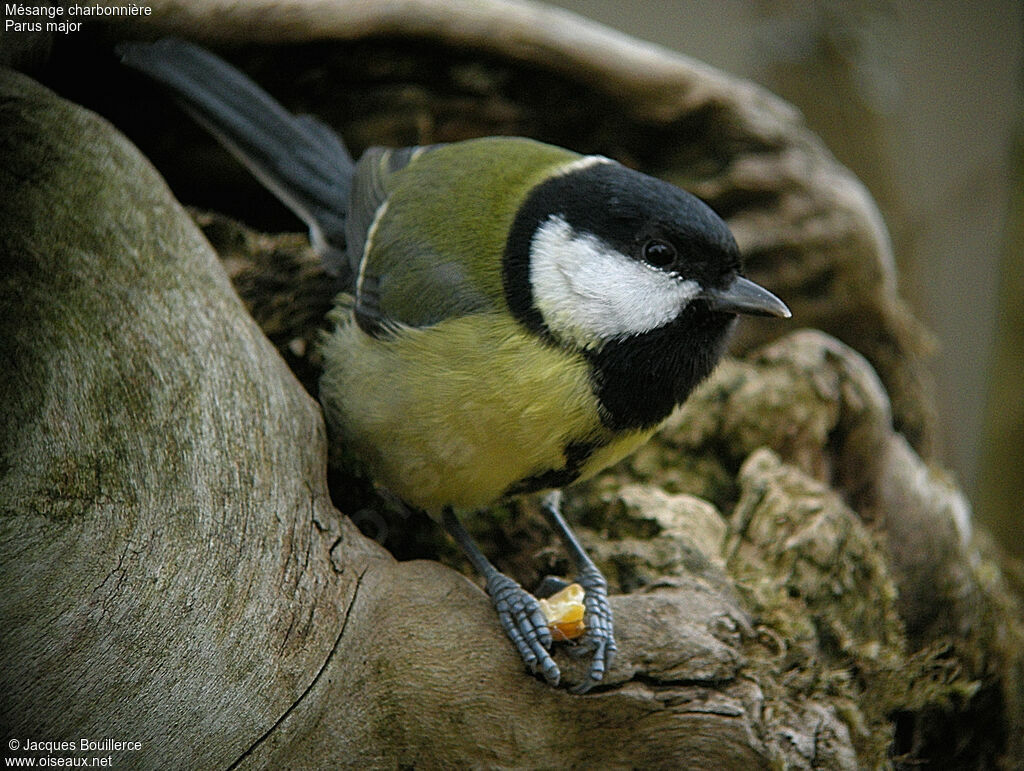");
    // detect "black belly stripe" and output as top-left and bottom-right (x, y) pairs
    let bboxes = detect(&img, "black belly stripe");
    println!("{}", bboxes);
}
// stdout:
(502, 439), (602, 498)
